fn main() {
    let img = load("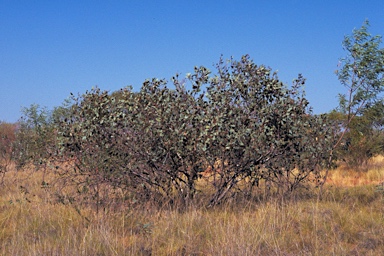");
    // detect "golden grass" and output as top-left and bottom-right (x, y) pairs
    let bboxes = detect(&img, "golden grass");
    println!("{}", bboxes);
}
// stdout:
(327, 155), (384, 187)
(0, 162), (383, 255)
